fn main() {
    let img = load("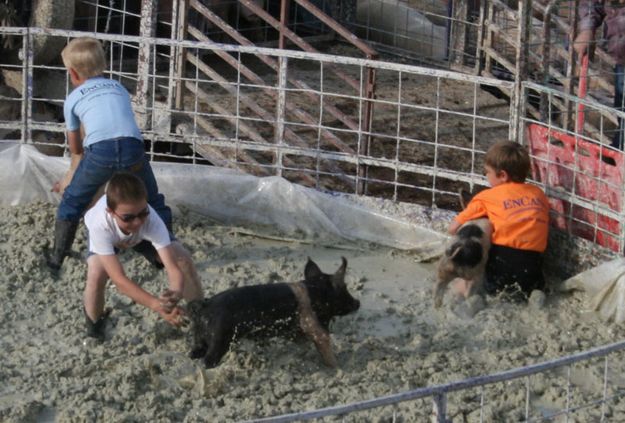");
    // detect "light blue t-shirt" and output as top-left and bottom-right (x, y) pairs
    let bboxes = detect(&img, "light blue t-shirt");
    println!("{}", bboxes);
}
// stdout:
(63, 76), (142, 148)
